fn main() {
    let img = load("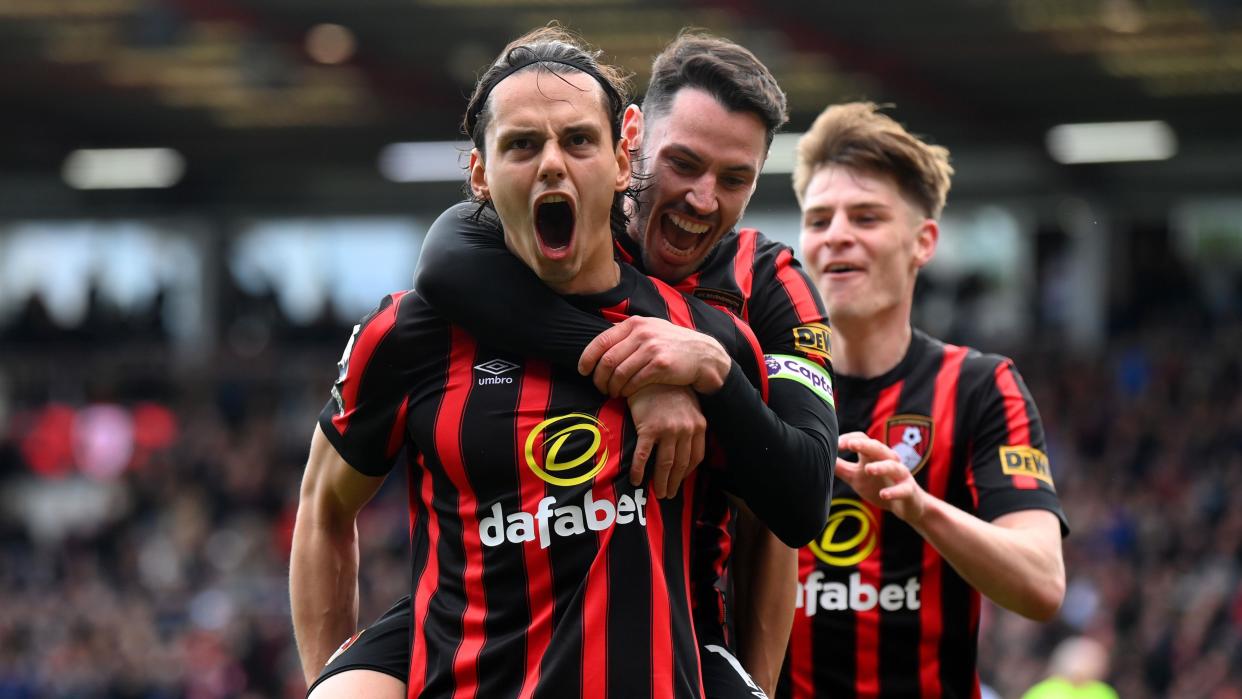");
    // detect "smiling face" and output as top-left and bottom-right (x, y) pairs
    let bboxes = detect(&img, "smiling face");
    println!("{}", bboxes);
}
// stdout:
(469, 68), (630, 294)
(799, 164), (938, 329)
(628, 88), (767, 283)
